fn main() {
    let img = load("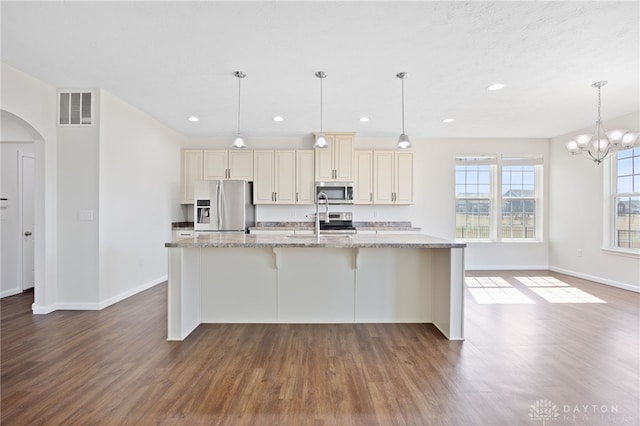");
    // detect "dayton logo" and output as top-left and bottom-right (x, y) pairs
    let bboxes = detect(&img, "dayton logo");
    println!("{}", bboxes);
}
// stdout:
(529, 399), (560, 425)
